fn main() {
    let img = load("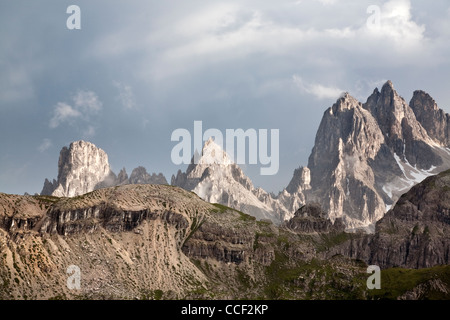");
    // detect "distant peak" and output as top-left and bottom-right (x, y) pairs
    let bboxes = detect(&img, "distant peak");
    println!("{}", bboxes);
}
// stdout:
(410, 89), (439, 112)
(384, 79), (394, 87)
(198, 137), (232, 165)
(340, 91), (358, 103)
(381, 80), (395, 94)
(412, 89), (434, 100)
(330, 92), (360, 114)
(203, 137), (216, 148)
(69, 140), (99, 150)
